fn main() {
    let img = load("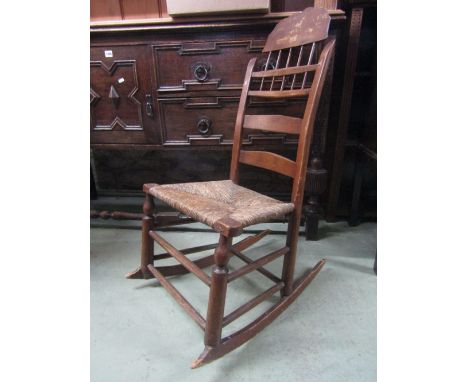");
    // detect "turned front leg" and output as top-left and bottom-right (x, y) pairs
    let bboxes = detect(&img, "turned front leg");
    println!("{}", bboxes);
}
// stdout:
(140, 193), (155, 279)
(204, 235), (232, 347)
